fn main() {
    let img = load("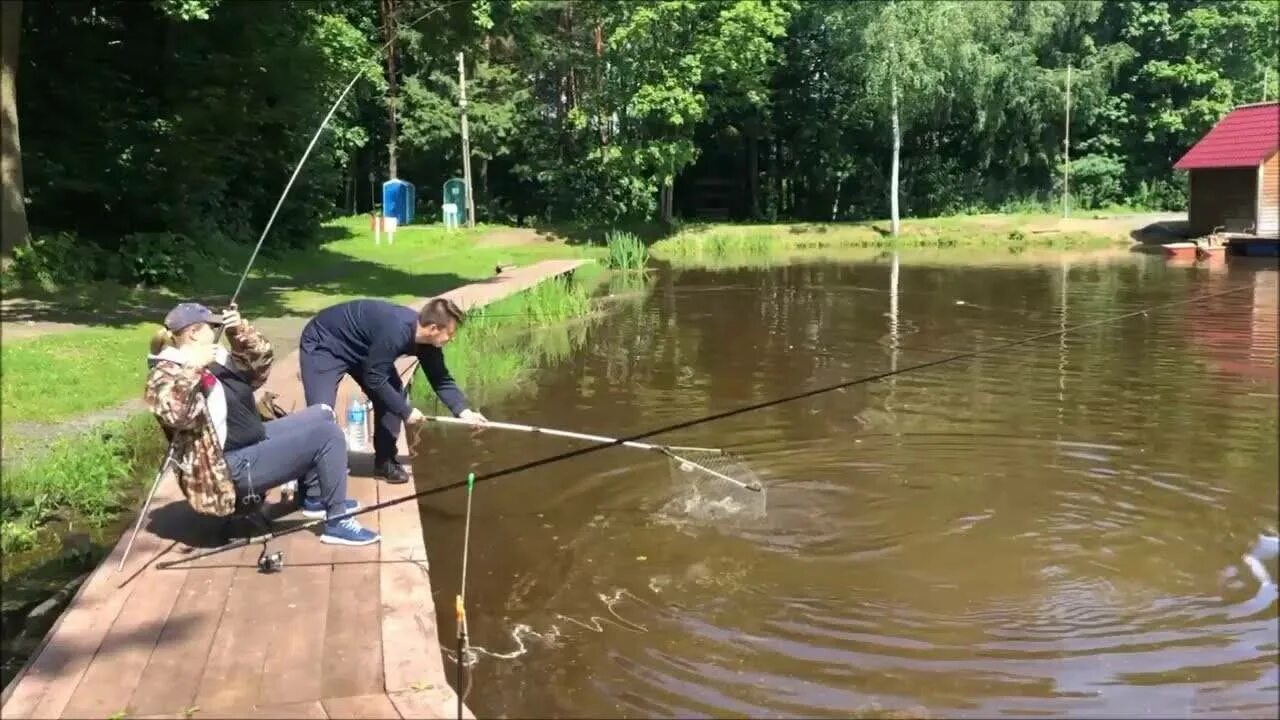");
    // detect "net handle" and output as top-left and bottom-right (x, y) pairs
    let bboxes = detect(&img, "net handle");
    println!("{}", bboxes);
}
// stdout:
(424, 416), (723, 454)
